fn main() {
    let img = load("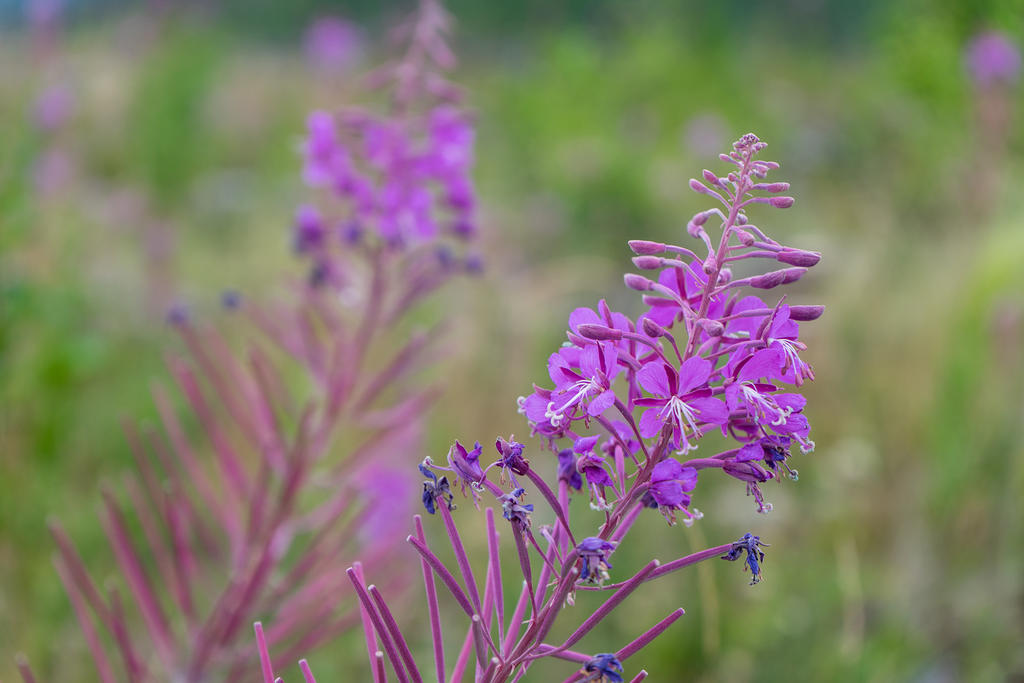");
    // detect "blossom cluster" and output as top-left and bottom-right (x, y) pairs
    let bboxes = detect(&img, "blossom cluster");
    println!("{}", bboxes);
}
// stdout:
(28, 2), (478, 681)
(312, 133), (822, 682)
(520, 132), (820, 519)
(293, 0), (480, 289)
